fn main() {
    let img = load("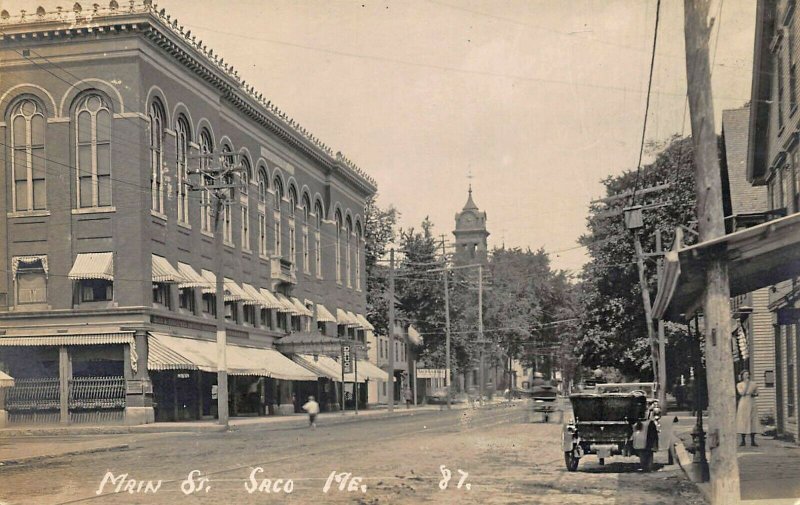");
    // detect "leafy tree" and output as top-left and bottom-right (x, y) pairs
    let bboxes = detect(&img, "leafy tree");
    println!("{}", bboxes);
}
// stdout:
(577, 135), (700, 382)
(364, 194), (397, 337)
